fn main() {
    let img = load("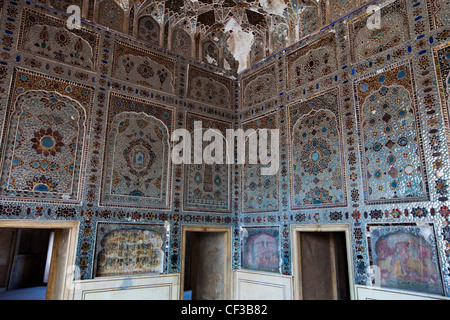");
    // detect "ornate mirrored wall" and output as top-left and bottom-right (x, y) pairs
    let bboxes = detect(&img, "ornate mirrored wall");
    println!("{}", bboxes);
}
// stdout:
(237, 0), (450, 297)
(0, 0), (449, 299)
